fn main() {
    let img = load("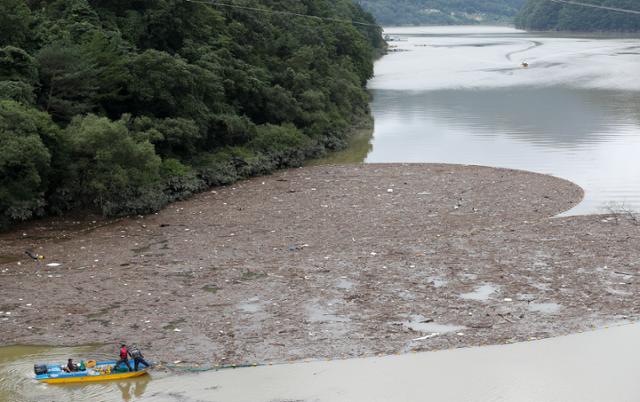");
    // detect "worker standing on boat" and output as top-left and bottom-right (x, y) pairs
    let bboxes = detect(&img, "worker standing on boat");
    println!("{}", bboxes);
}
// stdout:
(116, 343), (133, 372)
(128, 345), (150, 371)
